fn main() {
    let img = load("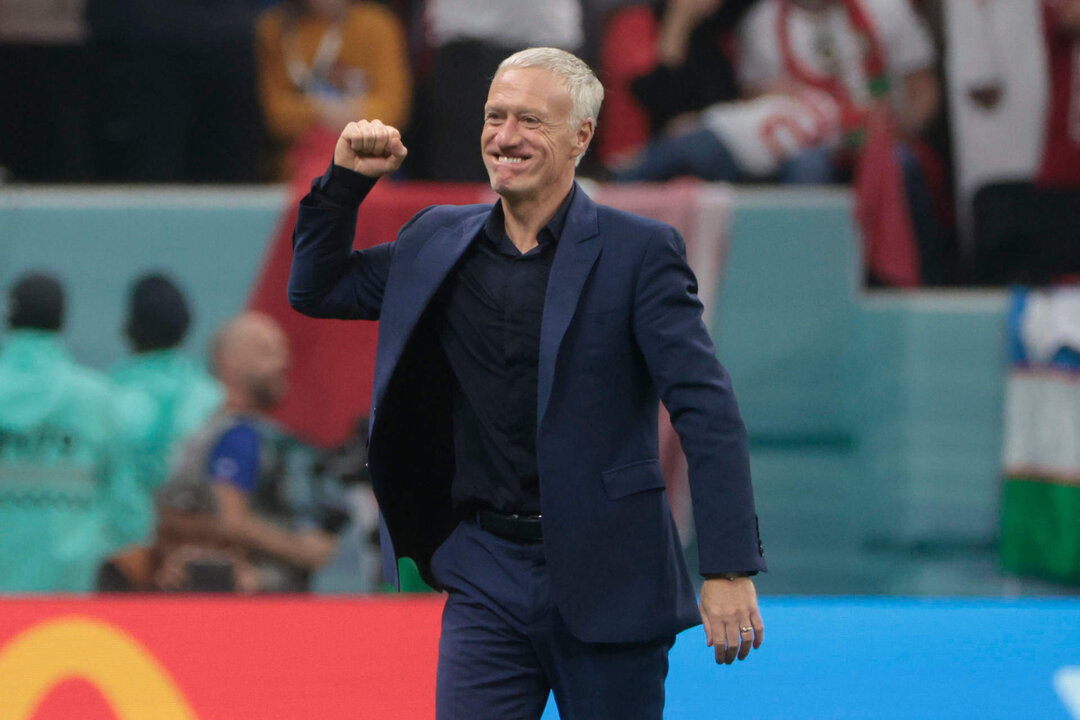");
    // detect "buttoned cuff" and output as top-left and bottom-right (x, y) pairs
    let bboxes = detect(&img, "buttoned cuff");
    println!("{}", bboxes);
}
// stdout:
(703, 571), (758, 580)
(316, 162), (379, 207)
